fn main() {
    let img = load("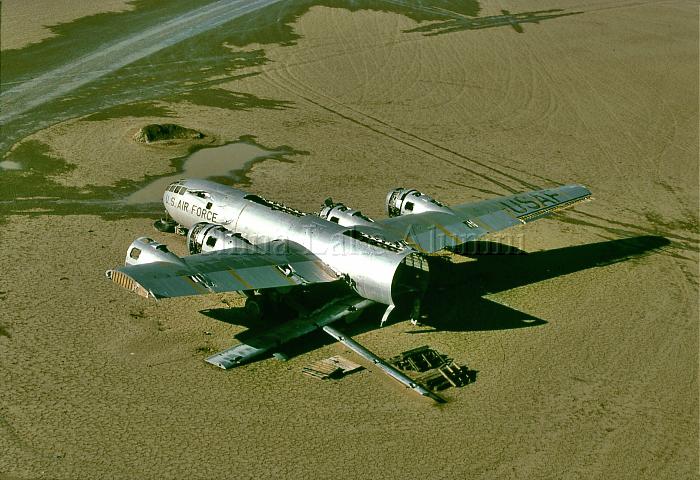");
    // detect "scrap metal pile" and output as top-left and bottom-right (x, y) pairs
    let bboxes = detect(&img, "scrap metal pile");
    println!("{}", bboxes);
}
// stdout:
(388, 345), (477, 392)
